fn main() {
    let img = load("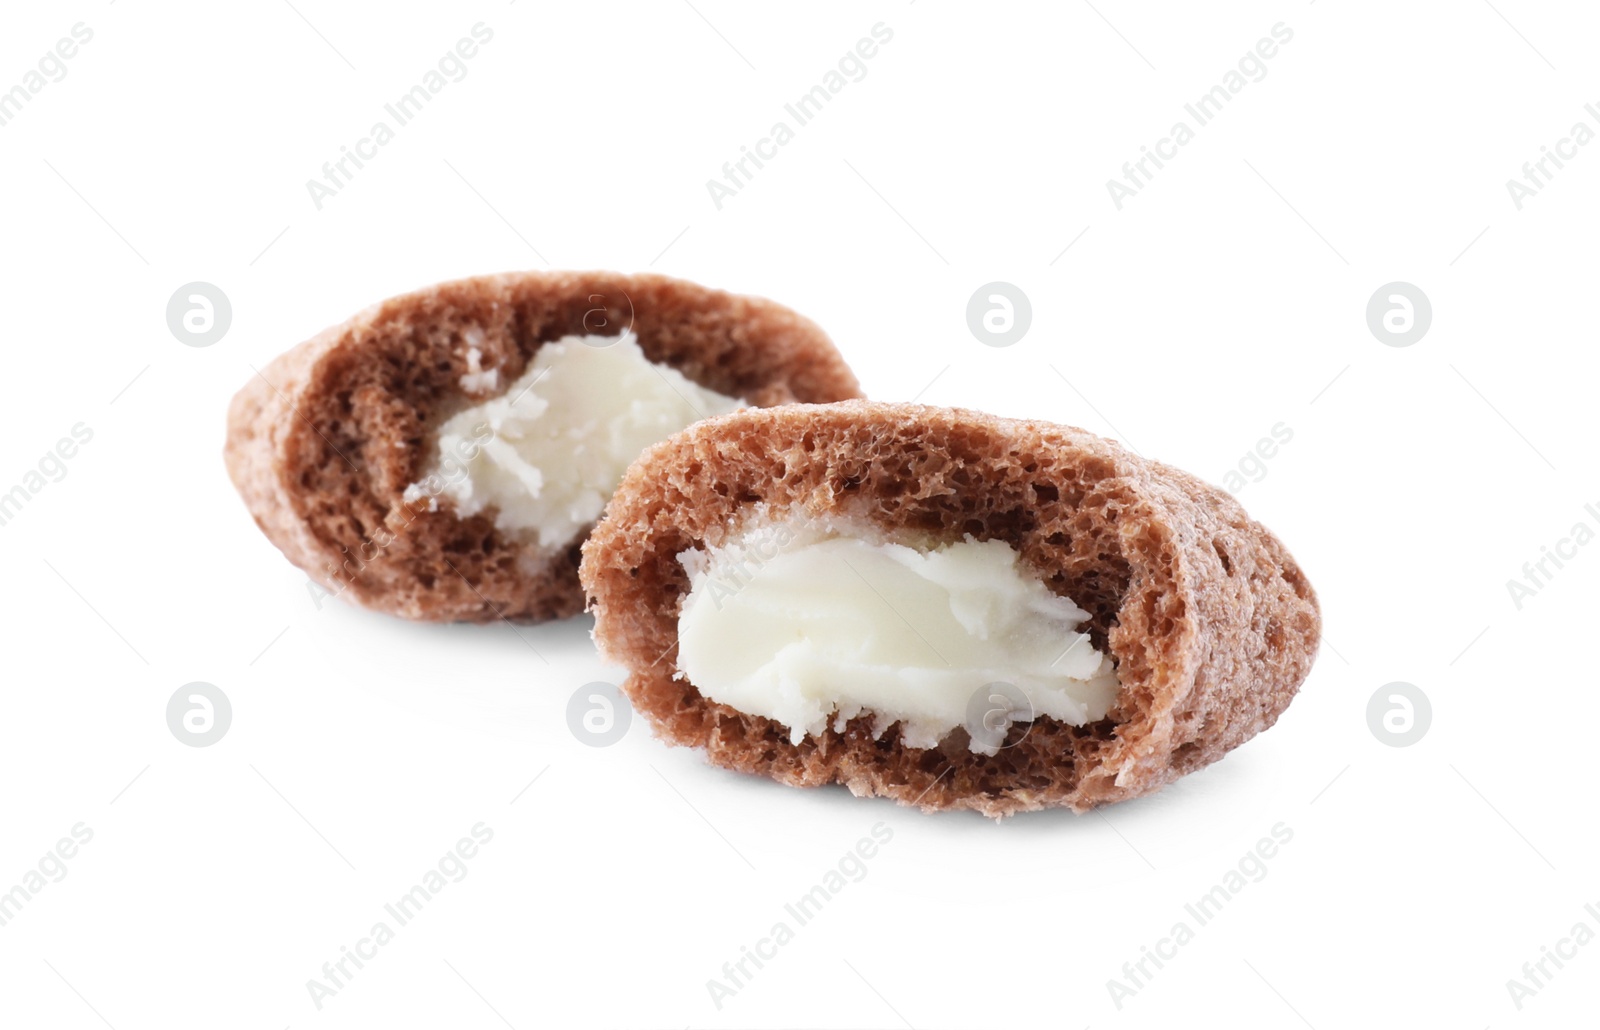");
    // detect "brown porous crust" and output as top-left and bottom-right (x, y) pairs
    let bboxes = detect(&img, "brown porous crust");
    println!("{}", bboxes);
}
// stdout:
(581, 401), (1321, 816)
(224, 272), (862, 622)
